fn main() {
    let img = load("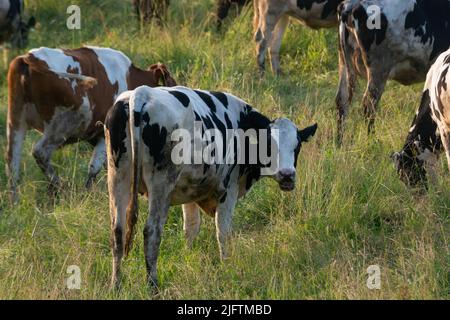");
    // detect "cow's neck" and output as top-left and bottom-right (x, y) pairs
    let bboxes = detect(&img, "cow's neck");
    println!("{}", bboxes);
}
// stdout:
(237, 106), (272, 193)
(128, 65), (155, 89)
(402, 89), (441, 163)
